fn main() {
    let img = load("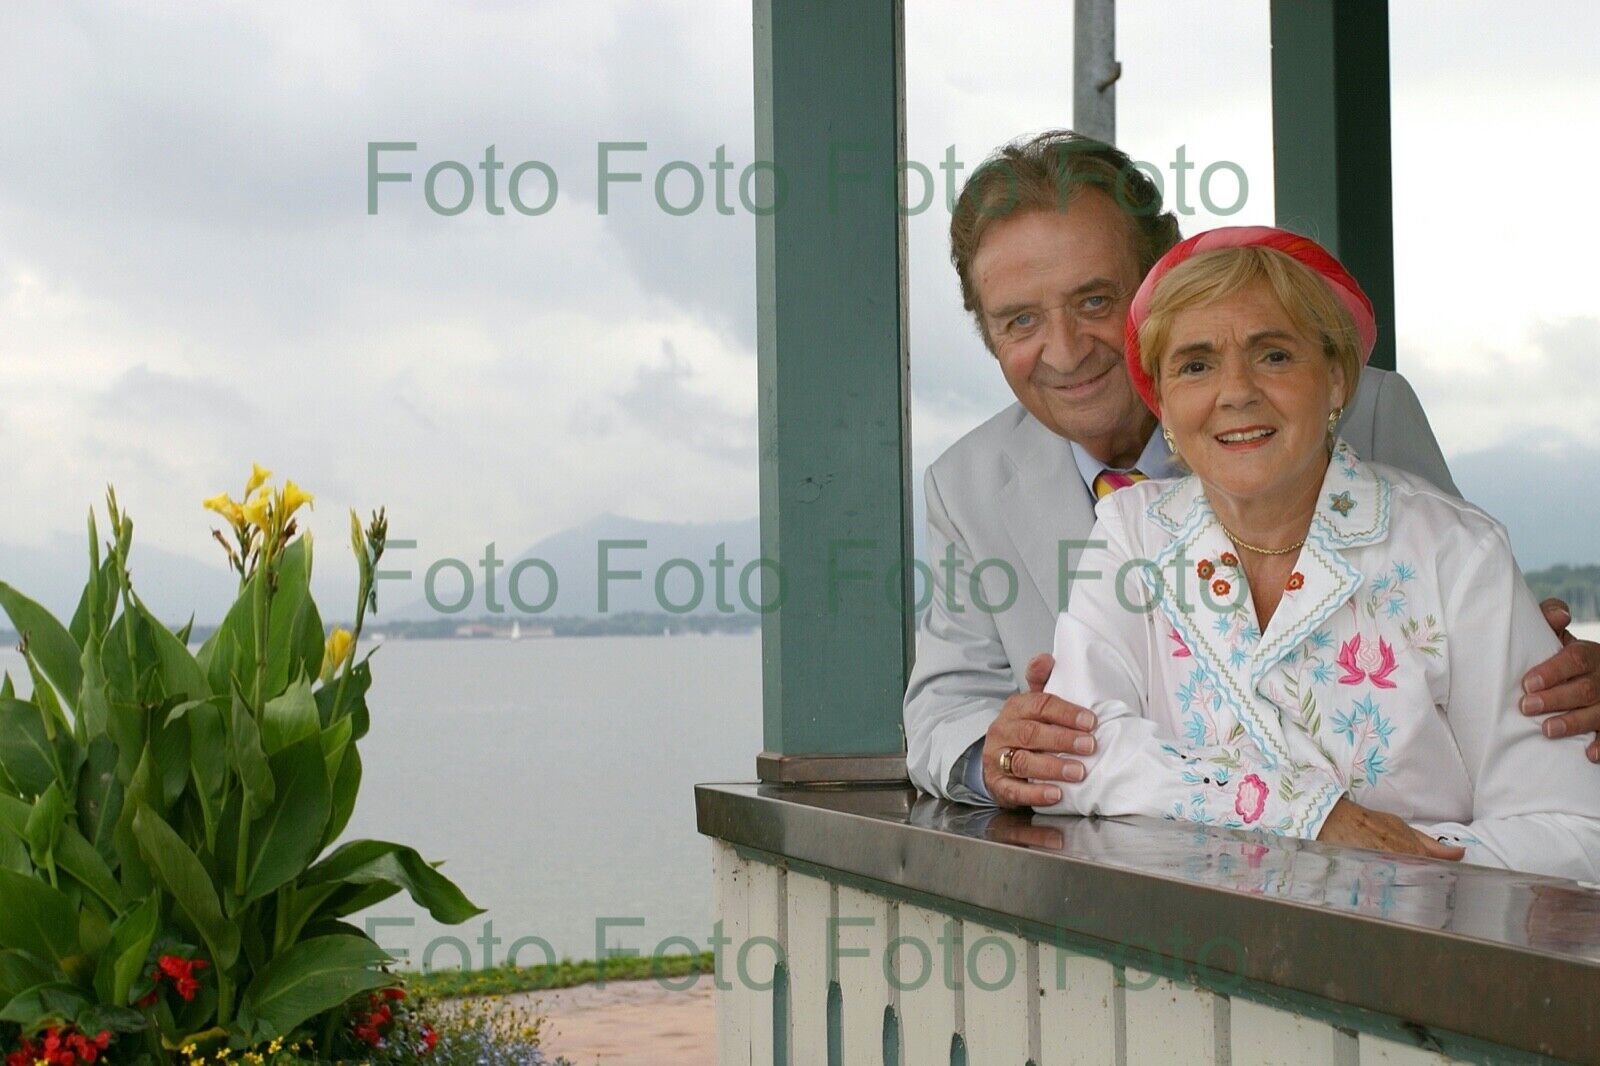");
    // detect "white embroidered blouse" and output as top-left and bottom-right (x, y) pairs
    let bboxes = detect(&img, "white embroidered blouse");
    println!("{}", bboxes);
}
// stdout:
(1038, 440), (1600, 882)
